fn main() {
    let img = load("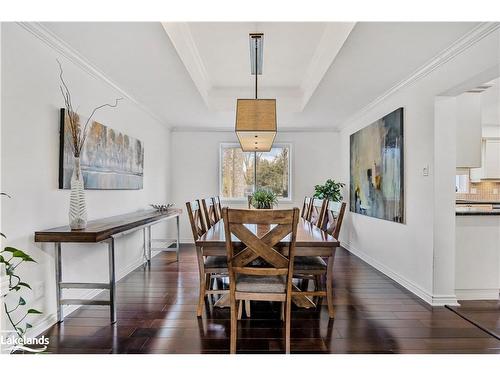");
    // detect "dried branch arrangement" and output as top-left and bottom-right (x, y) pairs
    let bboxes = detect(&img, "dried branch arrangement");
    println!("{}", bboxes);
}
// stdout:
(57, 59), (122, 157)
